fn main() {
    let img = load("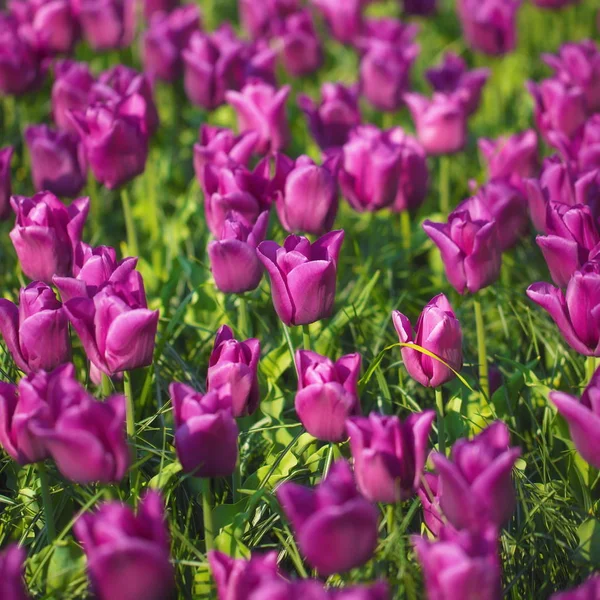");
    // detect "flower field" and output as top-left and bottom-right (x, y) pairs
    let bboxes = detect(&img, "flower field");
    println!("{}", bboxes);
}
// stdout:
(0, 0), (600, 598)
